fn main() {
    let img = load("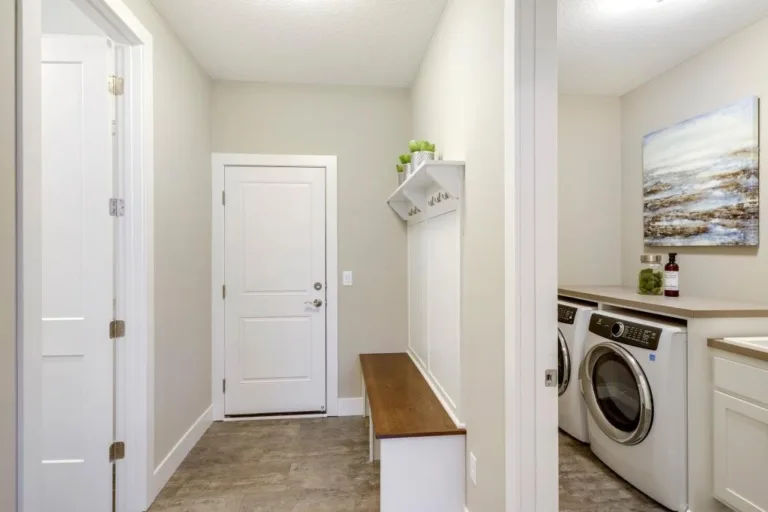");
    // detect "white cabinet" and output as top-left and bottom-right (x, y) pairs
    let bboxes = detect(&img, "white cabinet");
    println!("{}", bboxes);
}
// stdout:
(712, 354), (768, 512)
